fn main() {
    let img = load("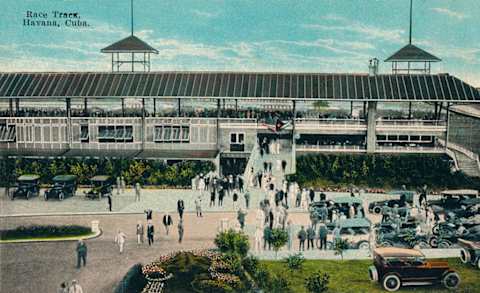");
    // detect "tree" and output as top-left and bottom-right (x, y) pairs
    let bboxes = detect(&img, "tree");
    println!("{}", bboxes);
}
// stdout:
(270, 228), (289, 259)
(214, 229), (250, 258)
(283, 253), (305, 271)
(305, 270), (330, 293)
(334, 238), (349, 260)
